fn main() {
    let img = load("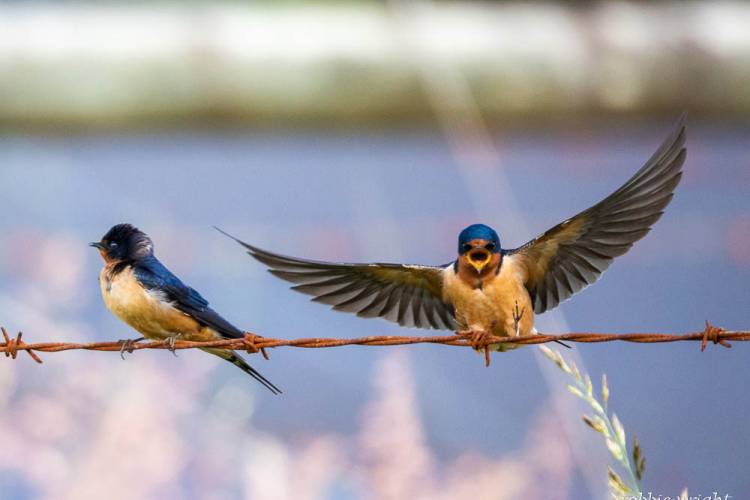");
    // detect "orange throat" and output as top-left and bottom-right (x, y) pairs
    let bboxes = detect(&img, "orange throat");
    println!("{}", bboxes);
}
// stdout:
(456, 253), (502, 288)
